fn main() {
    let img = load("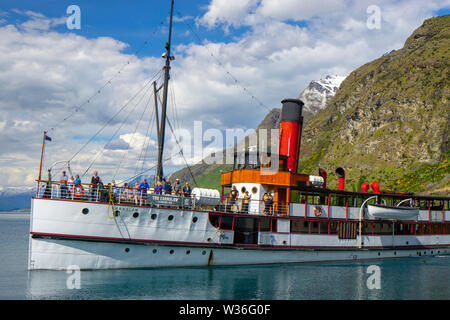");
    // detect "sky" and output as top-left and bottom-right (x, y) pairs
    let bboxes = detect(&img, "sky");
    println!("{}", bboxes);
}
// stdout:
(0, 0), (449, 189)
